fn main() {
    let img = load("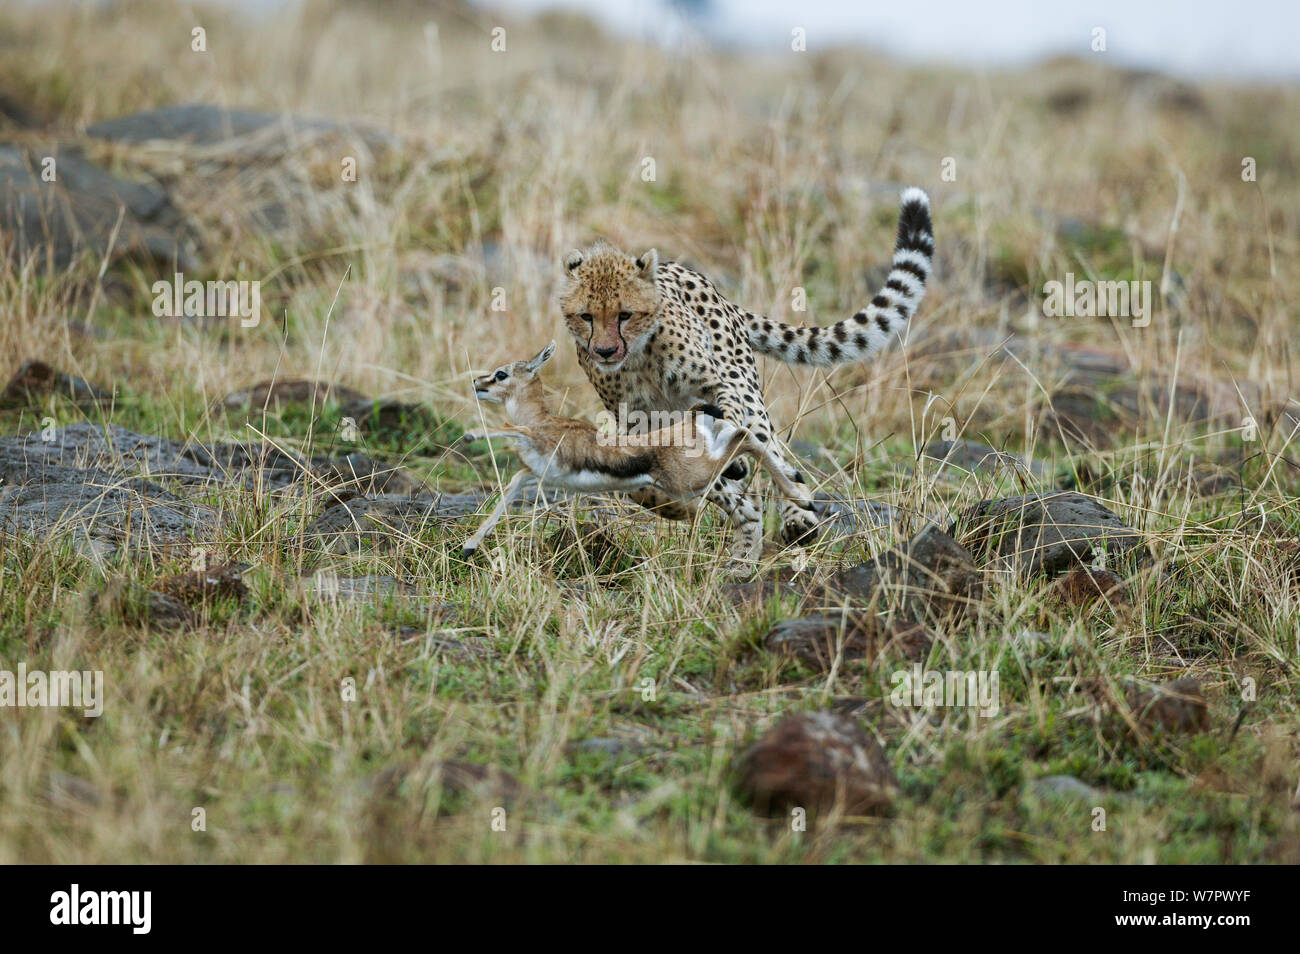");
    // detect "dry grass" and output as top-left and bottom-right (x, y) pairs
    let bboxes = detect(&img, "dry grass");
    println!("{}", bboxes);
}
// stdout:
(0, 0), (1296, 863)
